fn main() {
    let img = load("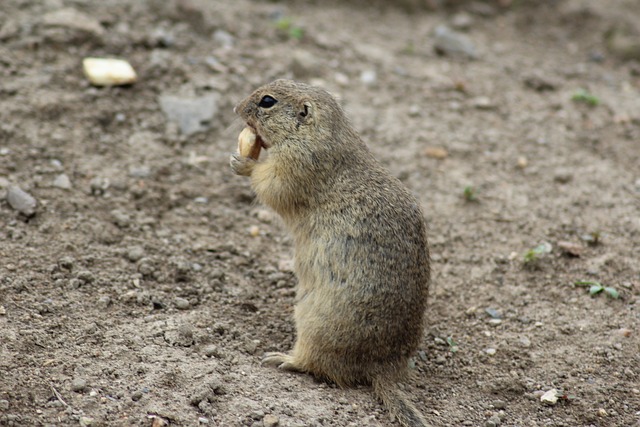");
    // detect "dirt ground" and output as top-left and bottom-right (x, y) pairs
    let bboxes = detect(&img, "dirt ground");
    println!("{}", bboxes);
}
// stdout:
(1, 0), (639, 426)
